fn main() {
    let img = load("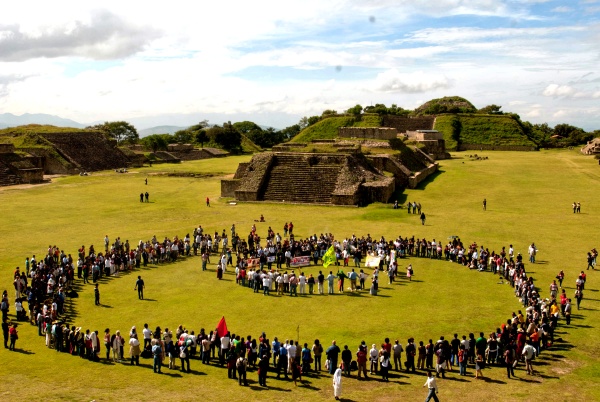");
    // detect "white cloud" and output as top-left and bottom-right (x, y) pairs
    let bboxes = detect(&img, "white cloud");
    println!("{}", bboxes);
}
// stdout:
(373, 69), (451, 93)
(551, 6), (573, 12)
(543, 84), (577, 97)
(0, 10), (160, 61)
